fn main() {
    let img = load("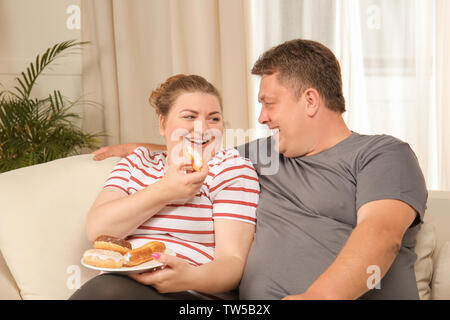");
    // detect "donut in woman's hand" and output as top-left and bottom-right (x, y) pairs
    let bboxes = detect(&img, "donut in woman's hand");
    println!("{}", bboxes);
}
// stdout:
(94, 235), (132, 255)
(83, 249), (124, 268)
(183, 144), (203, 172)
(124, 241), (166, 267)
